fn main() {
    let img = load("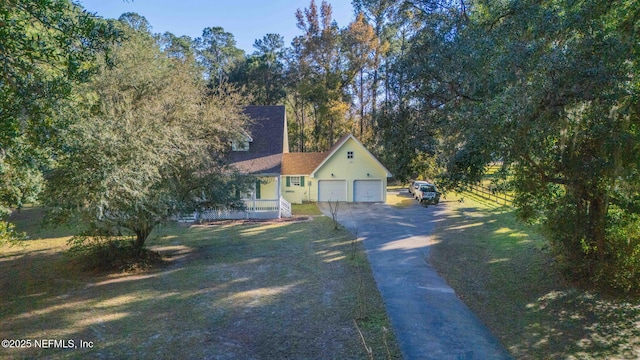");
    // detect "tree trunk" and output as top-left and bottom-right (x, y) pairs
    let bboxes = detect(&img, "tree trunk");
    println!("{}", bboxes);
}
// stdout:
(300, 99), (306, 152)
(133, 226), (152, 256)
(329, 113), (334, 147)
(371, 60), (379, 122)
(359, 68), (365, 139)
(313, 105), (320, 151)
(588, 193), (609, 262)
